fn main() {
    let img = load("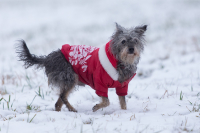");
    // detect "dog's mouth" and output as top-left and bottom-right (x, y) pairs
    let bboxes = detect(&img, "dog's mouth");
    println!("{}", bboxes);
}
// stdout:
(128, 52), (137, 56)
